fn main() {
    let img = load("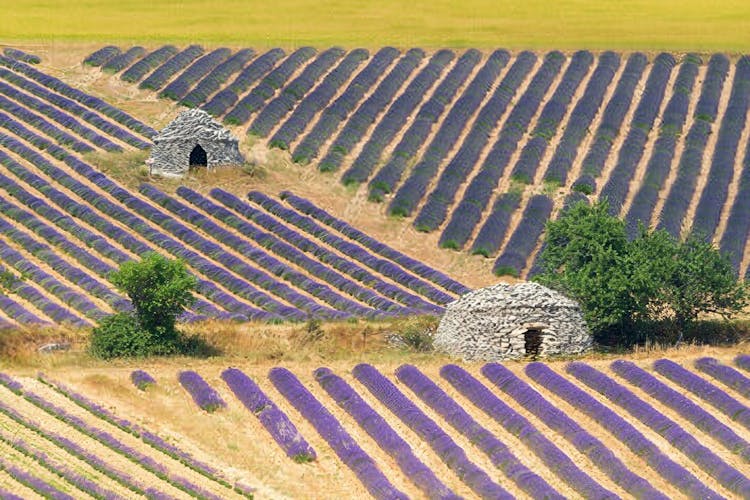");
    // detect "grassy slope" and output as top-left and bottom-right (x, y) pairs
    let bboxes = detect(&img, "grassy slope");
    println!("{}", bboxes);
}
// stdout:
(2, 0), (750, 51)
